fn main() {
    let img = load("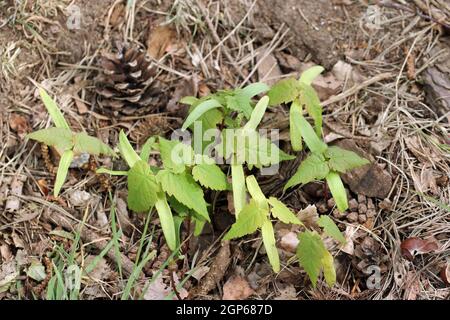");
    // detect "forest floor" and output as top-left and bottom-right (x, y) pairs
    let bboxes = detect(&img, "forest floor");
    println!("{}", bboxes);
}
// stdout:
(0, 0), (449, 300)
